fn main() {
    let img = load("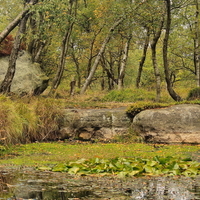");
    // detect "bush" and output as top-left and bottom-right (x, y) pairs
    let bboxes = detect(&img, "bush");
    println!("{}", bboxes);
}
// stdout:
(126, 101), (170, 117)
(187, 87), (200, 100)
(0, 96), (65, 145)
